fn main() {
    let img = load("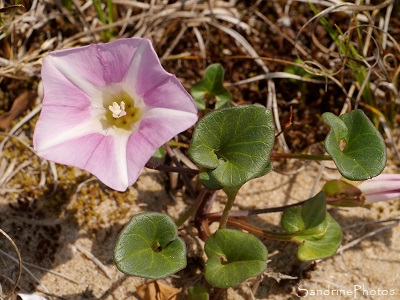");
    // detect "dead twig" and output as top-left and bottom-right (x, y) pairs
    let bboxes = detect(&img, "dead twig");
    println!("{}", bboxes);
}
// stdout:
(74, 244), (113, 280)
(0, 229), (22, 299)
